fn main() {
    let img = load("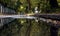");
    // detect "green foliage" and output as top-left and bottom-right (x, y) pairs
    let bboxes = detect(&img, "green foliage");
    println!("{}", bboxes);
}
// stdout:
(57, 0), (60, 2)
(0, 0), (60, 36)
(0, 0), (17, 10)
(0, 19), (23, 36)
(0, 19), (51, 36)
(0, 0), (59, 13)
